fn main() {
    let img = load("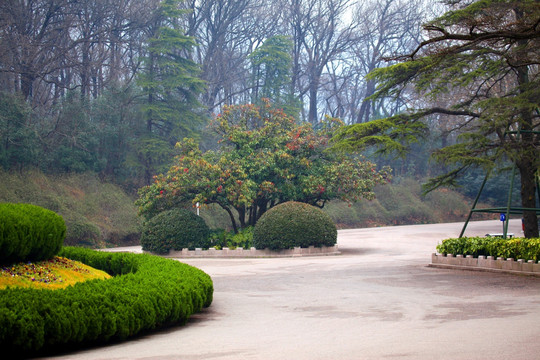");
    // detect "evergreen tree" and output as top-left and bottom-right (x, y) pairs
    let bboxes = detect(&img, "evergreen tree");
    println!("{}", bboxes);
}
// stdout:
(0, 92), (36, 170)
(137, 0), (206, 184)
(249, 36), (301, 118)
(332, 0), (539, 237)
